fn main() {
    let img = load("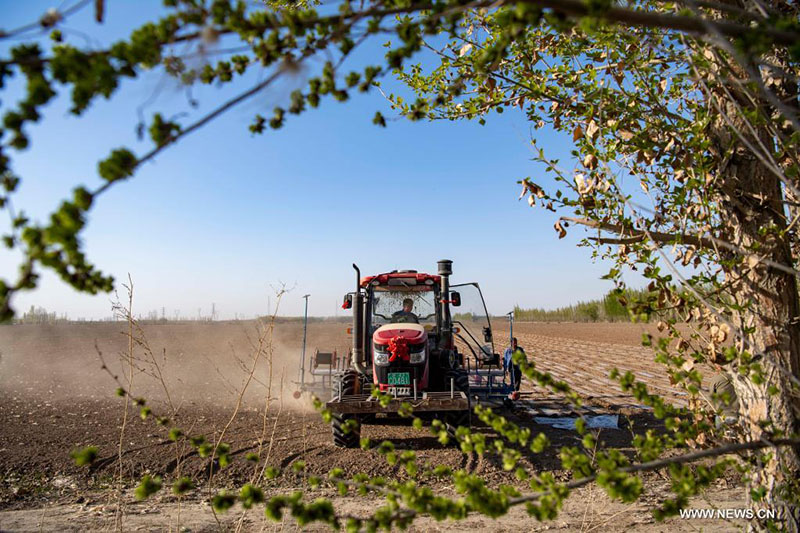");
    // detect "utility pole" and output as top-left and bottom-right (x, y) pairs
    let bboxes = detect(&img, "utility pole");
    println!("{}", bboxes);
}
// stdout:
(506, 310), (514, 346)
(300, 294), (311, 388)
